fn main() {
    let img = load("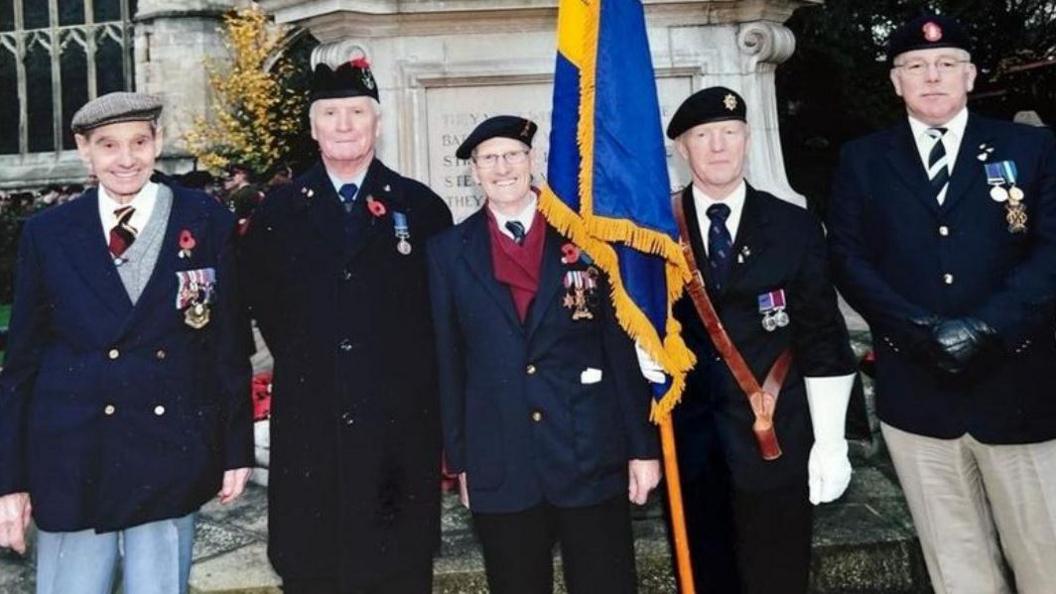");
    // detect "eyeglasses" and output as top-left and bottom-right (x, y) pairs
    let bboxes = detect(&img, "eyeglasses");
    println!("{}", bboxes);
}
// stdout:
(472, 150), (530, 168)
(894, 58), (970, 77)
